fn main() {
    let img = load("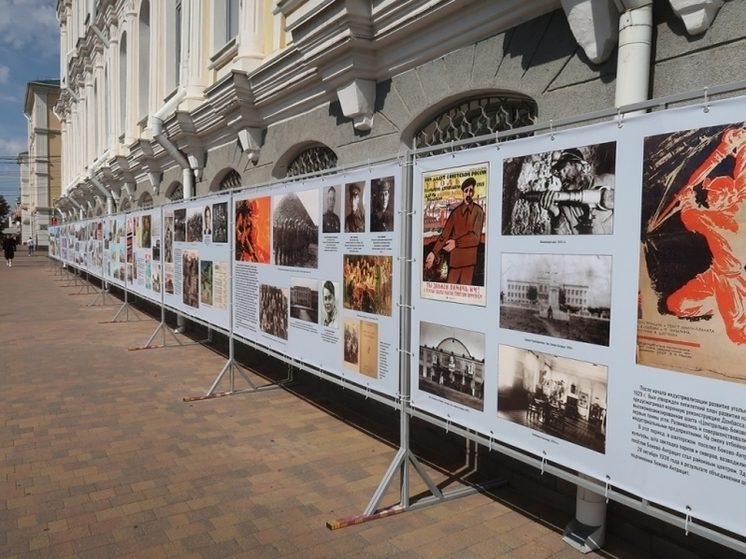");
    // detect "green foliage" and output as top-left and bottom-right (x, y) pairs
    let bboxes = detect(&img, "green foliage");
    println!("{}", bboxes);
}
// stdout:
(0, 196), (9, 220)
